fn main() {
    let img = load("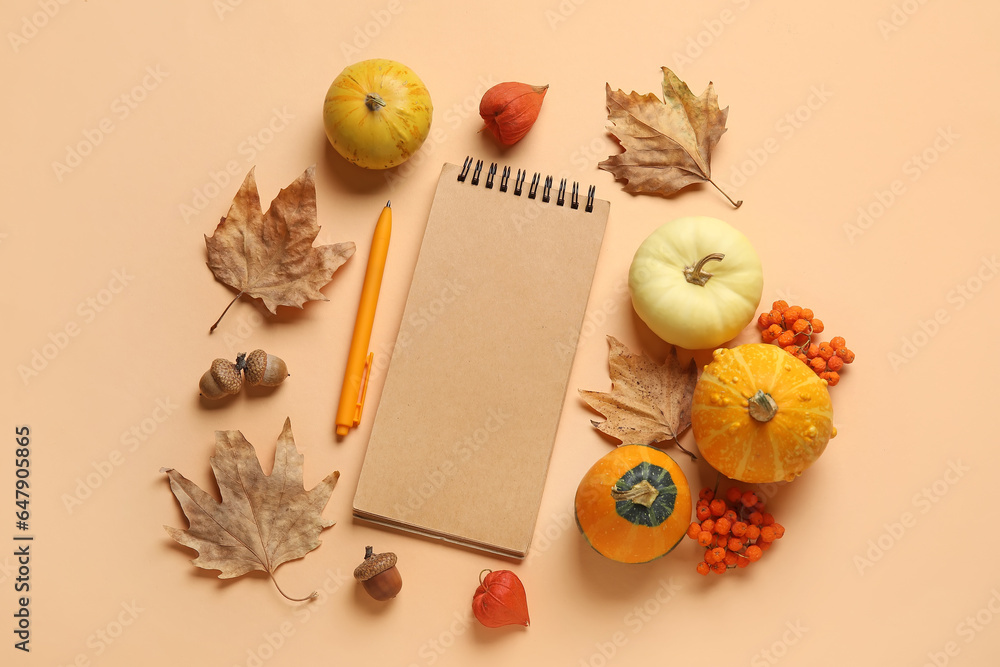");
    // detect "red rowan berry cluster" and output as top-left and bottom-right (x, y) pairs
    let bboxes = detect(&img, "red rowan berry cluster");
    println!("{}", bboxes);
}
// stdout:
(687, 486), (784, 574)
(757, 300), (855, 386)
